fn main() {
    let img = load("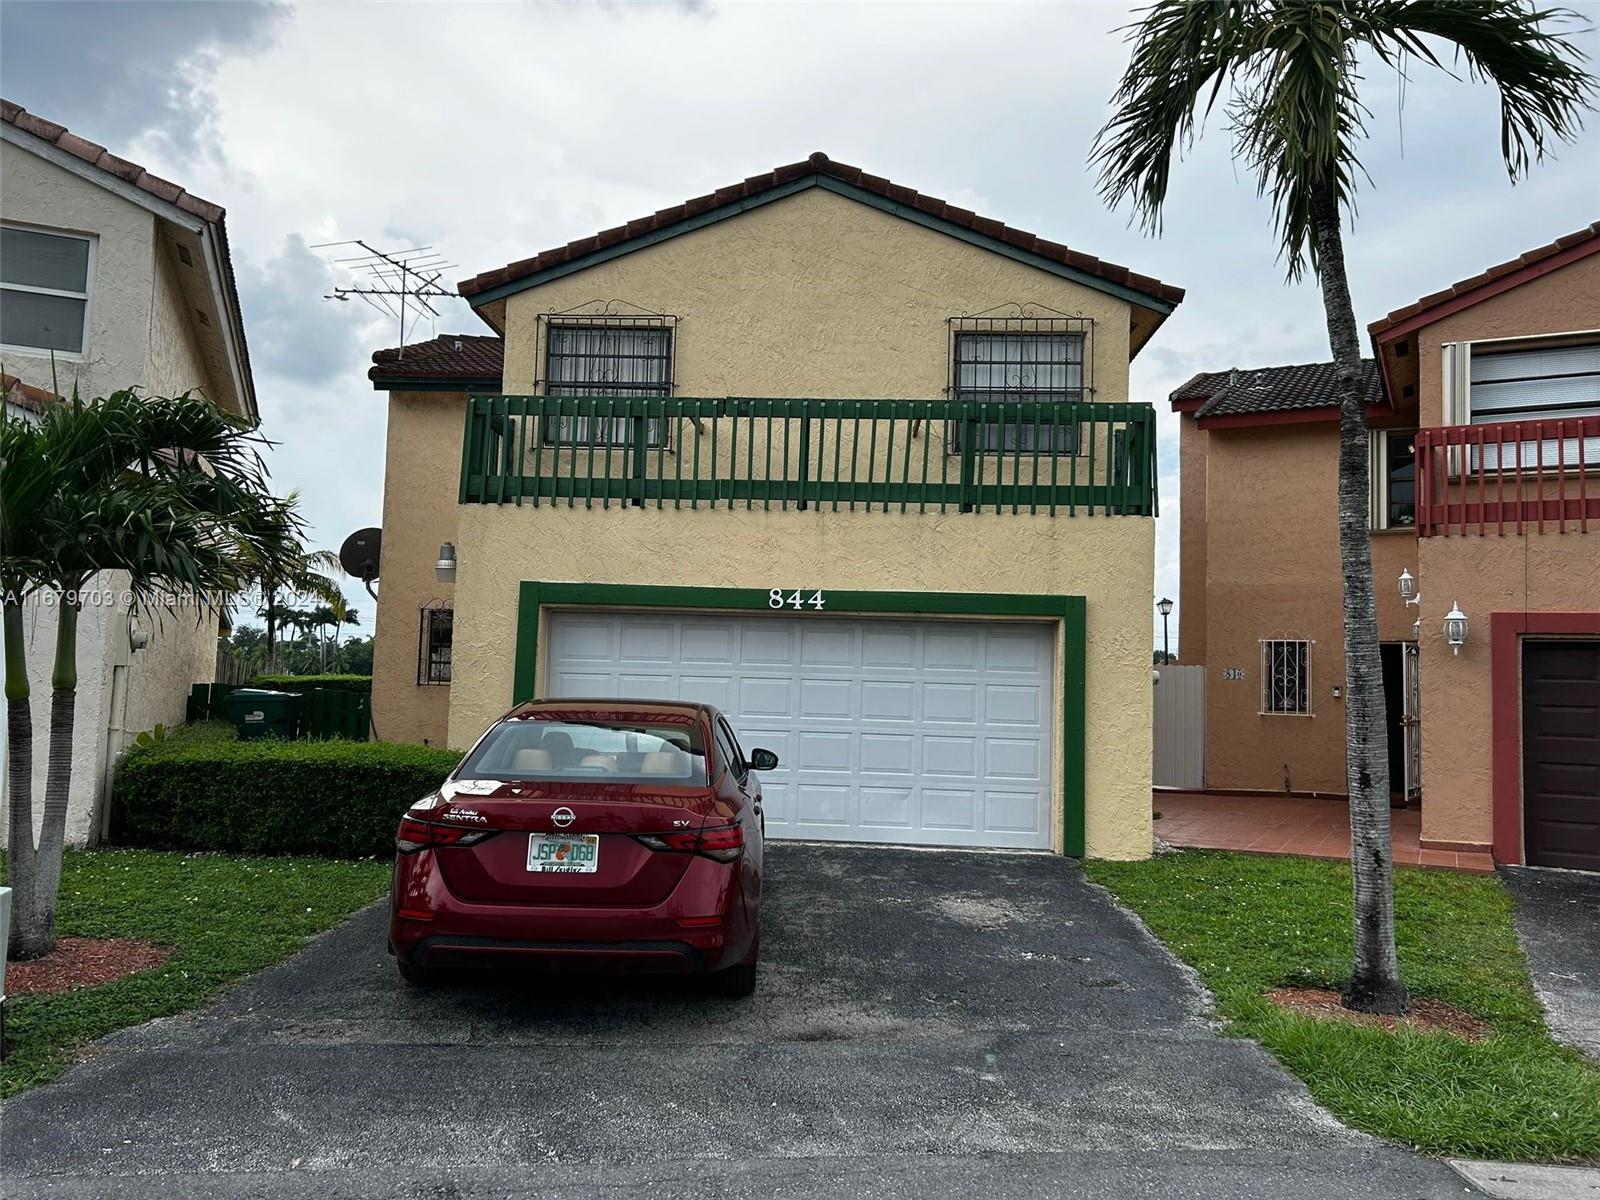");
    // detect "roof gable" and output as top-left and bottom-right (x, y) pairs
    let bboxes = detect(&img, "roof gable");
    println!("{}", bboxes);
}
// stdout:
(1, 98), (256, 423)
(1369, 221), (1599, 341)
(459, 153), (1184, 331)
